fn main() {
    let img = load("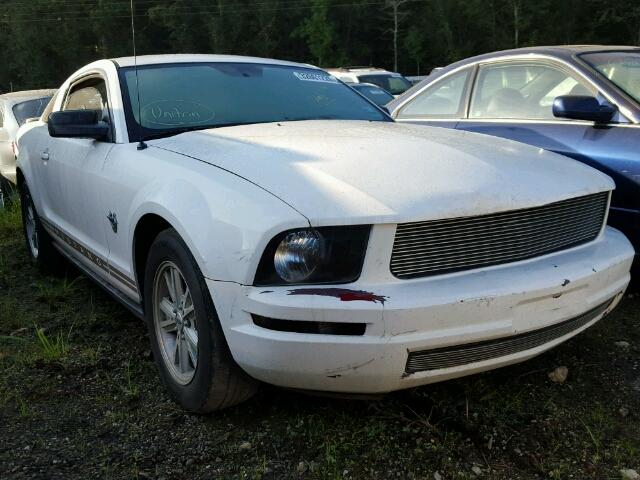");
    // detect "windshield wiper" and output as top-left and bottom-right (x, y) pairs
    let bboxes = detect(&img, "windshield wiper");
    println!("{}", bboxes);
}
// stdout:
(140, 121), (274, 142)
(140, 125), (217, 142)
